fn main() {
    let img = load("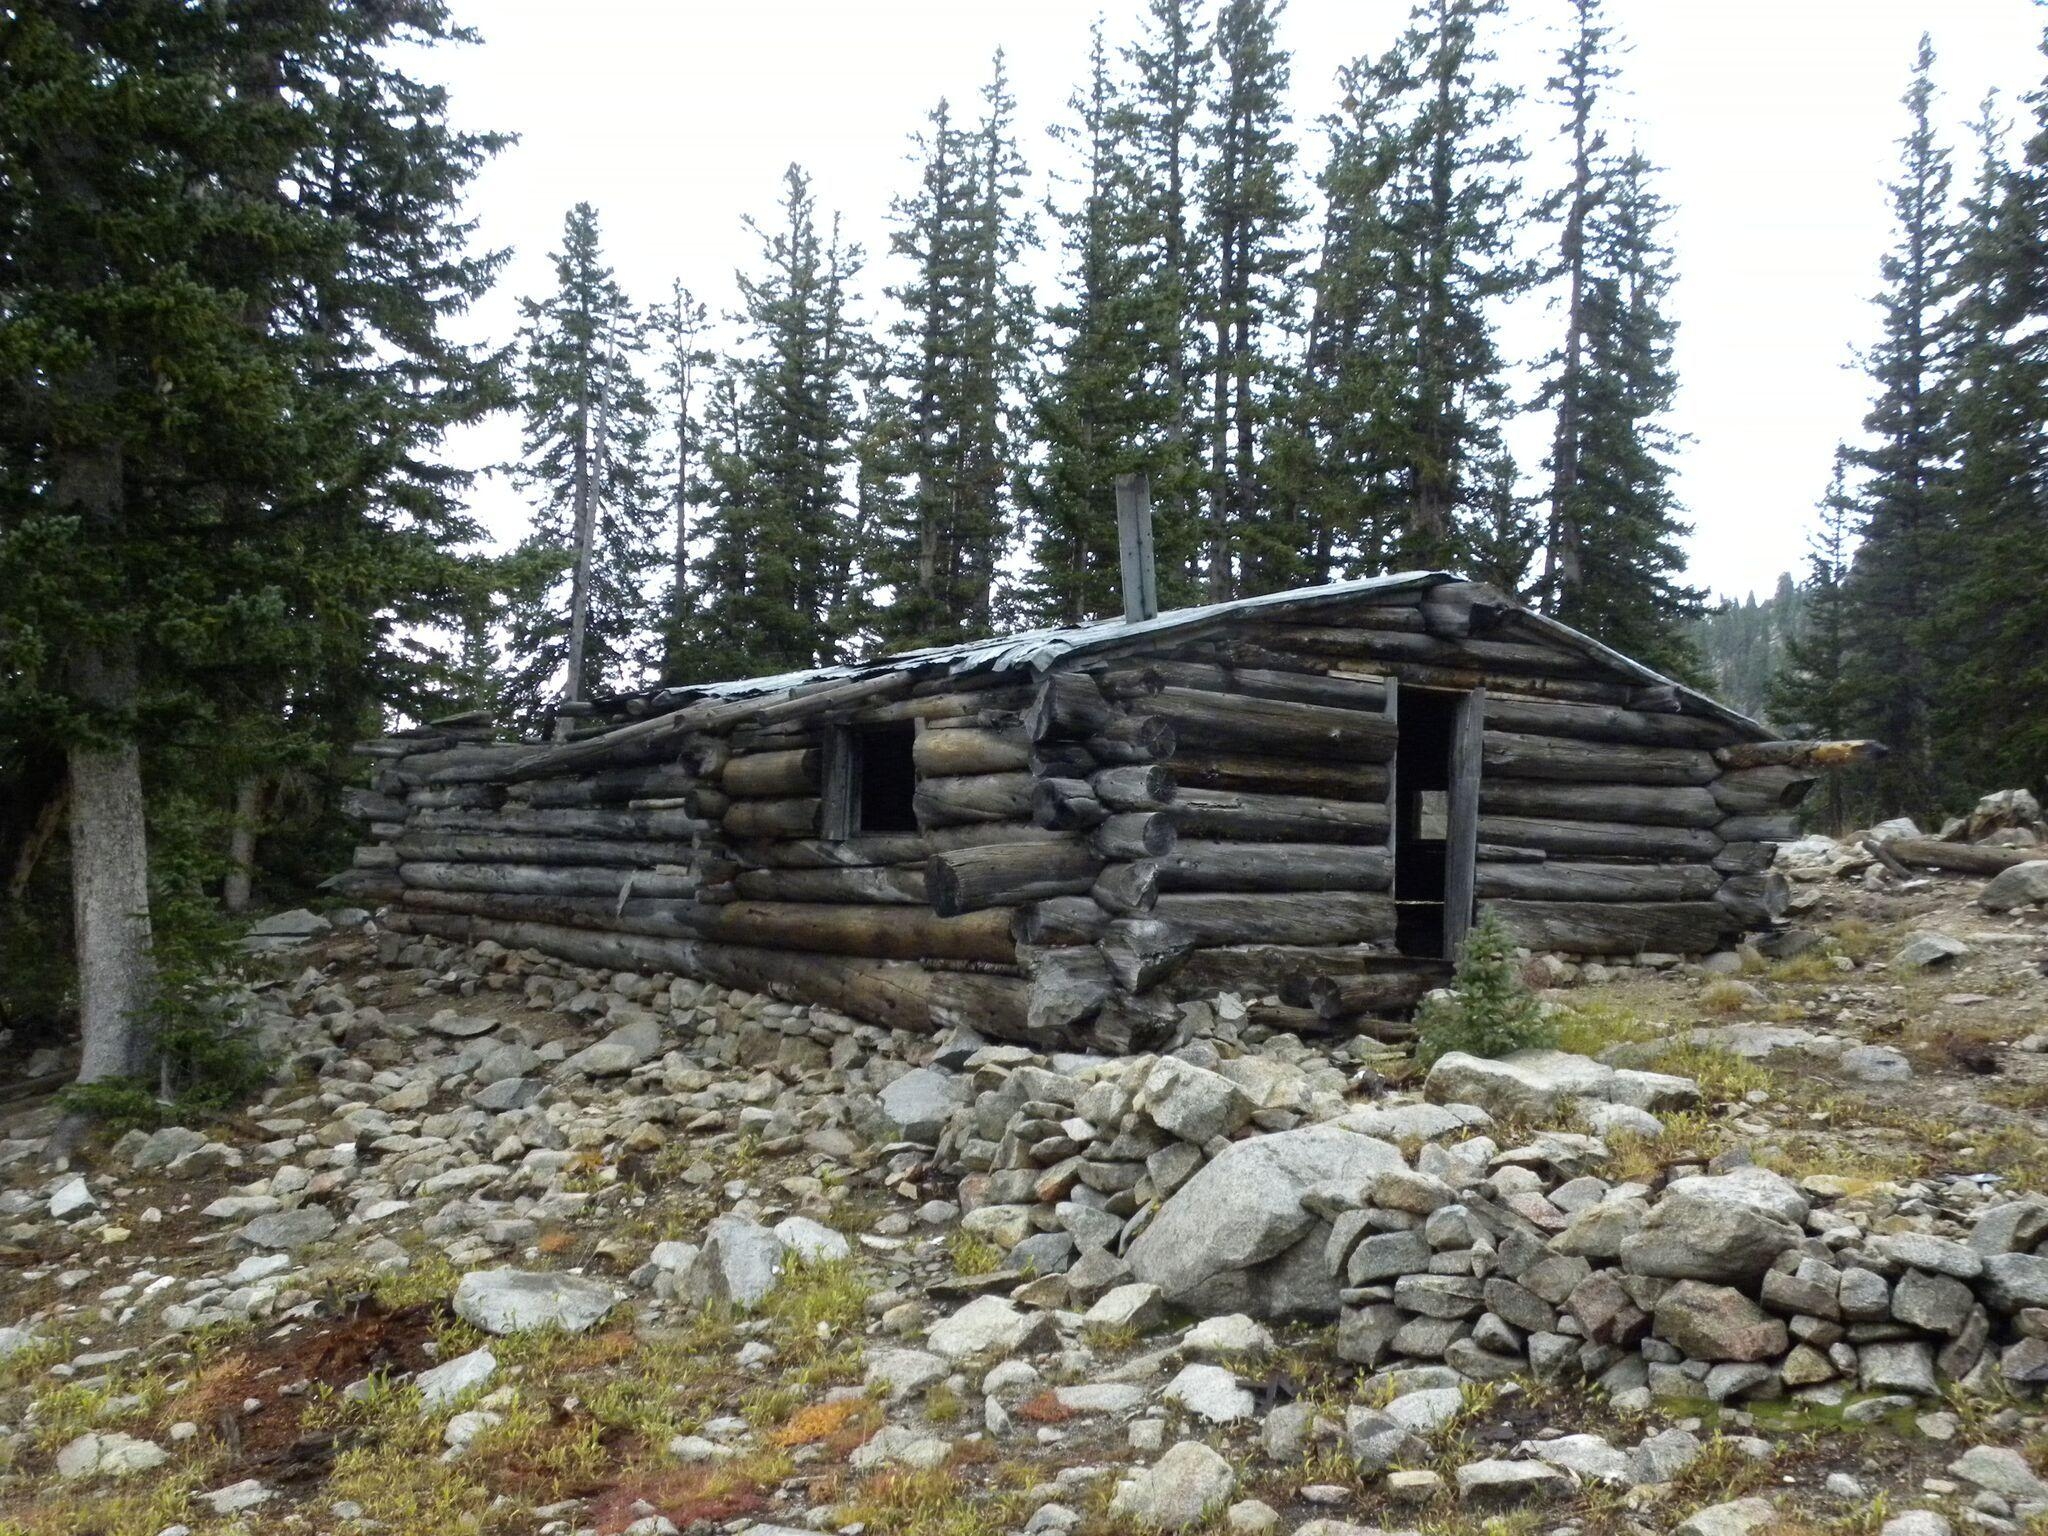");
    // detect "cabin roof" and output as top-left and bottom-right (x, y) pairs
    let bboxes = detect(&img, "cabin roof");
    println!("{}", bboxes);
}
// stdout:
(602, 570), (1767, 738)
